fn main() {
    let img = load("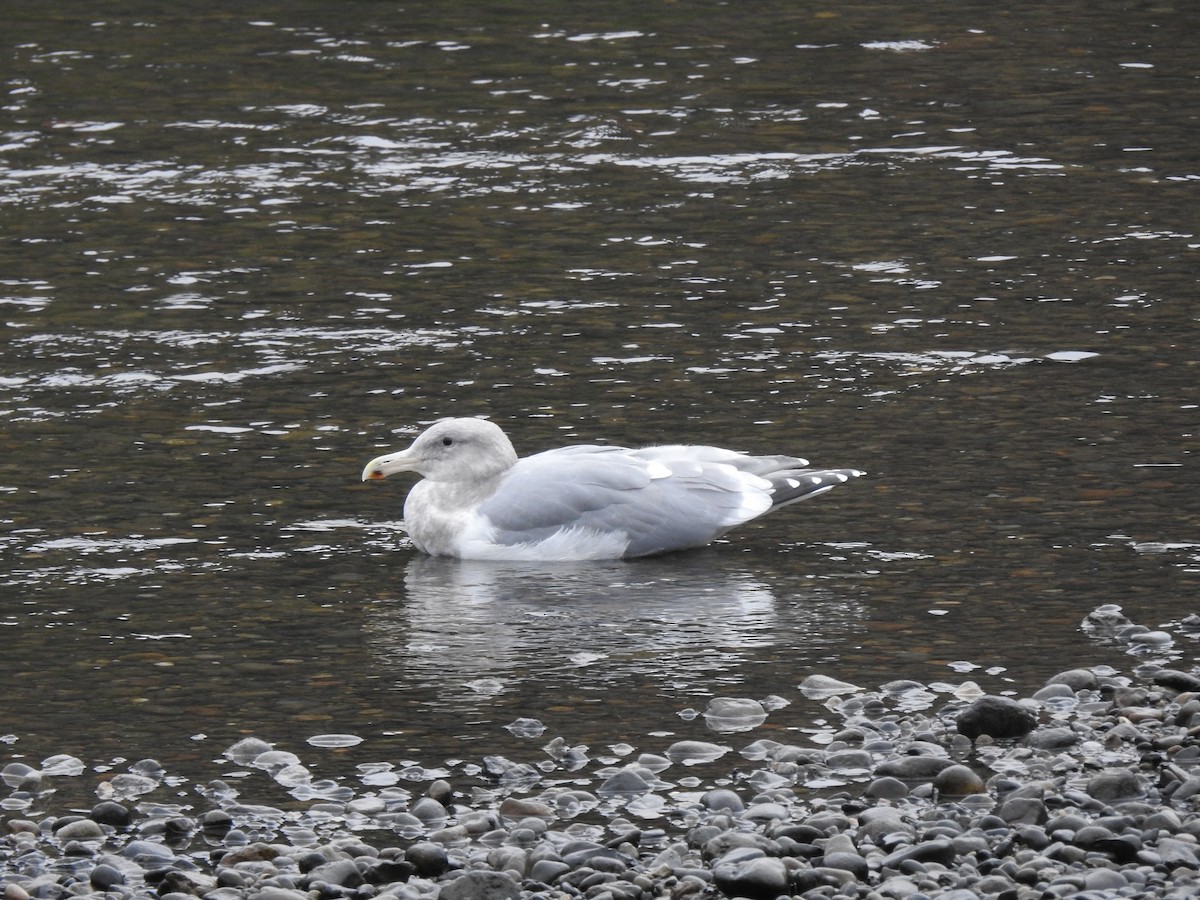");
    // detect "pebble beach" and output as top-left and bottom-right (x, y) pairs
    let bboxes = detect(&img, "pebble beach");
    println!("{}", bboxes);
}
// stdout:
(5, 604), (1200, 900)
